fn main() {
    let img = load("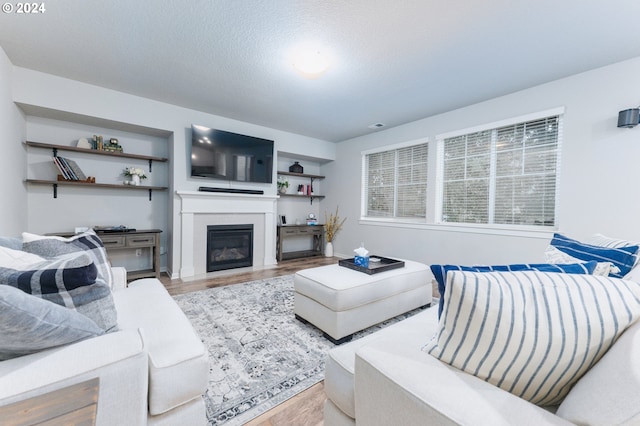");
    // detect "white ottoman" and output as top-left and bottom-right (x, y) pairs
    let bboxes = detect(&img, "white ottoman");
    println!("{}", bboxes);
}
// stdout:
(294, 259), (431, 343)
